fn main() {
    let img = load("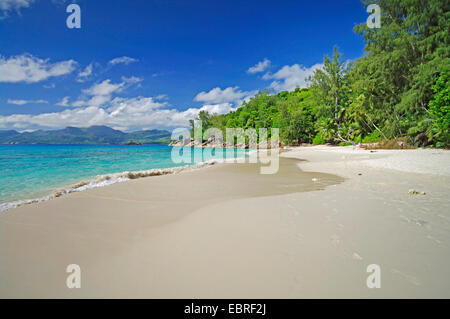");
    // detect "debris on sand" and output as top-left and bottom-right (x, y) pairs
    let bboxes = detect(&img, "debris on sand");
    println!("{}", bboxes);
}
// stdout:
(408, 189), (426, 195)
(352, 252), (363, 260)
